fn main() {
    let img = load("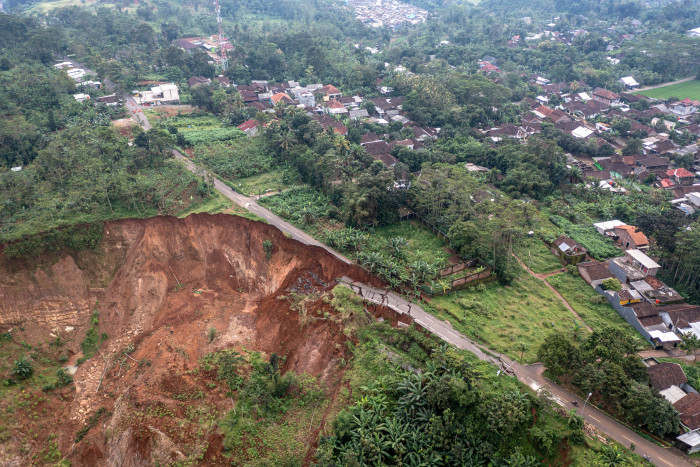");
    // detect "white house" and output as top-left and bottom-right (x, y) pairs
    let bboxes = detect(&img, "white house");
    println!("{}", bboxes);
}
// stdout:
(73, 93), (90, 102)
(134, 83), (180, 105)
(593, 219), (625, 235)
(619, 76), (640, 89)
(687, 27), (700, 37)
